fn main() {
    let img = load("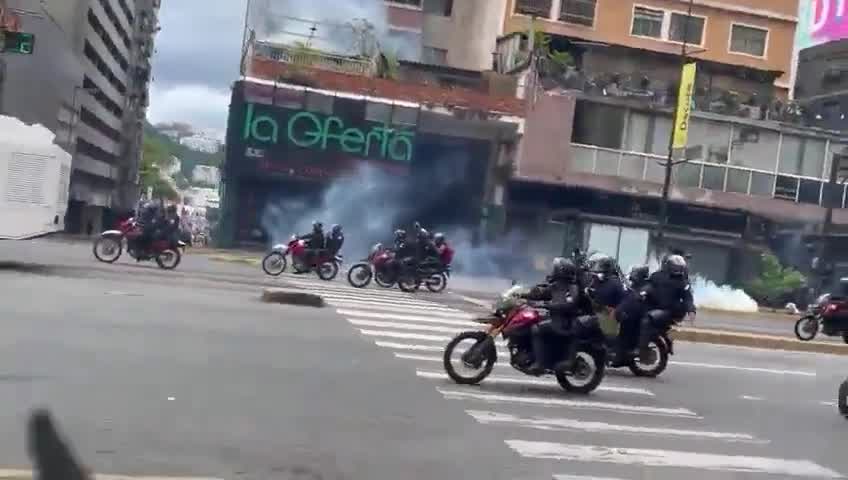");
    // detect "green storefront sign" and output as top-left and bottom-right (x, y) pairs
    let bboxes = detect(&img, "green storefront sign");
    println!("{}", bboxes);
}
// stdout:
(242, 102), (415, 163)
